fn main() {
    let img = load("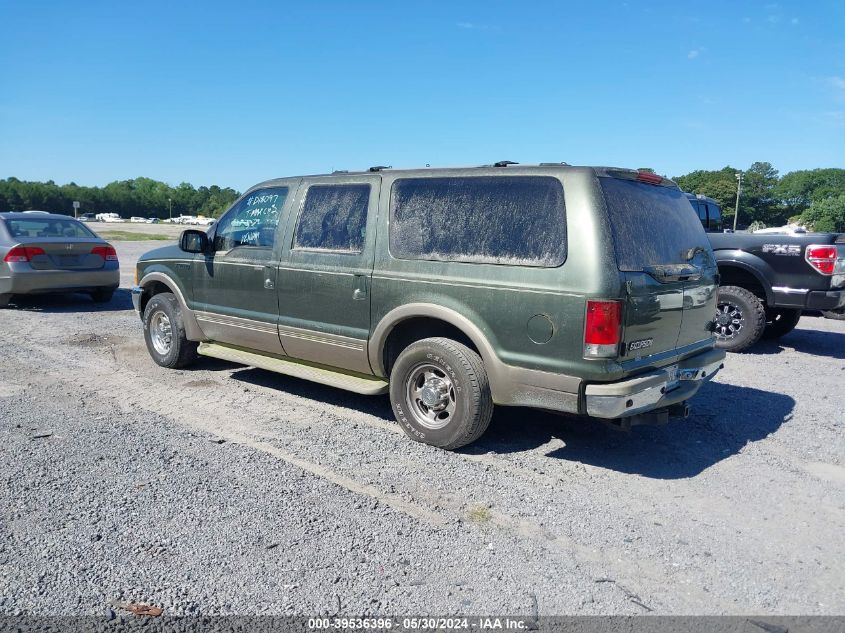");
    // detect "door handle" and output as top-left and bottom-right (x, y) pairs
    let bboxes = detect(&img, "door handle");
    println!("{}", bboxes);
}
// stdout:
(264, 264), (275, 290)
(353, 274), (368, 300)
